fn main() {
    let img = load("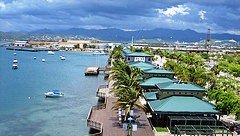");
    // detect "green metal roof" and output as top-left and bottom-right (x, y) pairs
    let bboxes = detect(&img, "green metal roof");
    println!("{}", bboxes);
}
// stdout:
(148, 96), (219, 114)
(156, 82), (205, 92)
(140, 77), (174, 87)
(125, 52), (153, 57)
(143, 68), (175, 74)
(128, 62), (156, 71)
(143, 92), (158, 100)
(122, 49), (132, 54)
